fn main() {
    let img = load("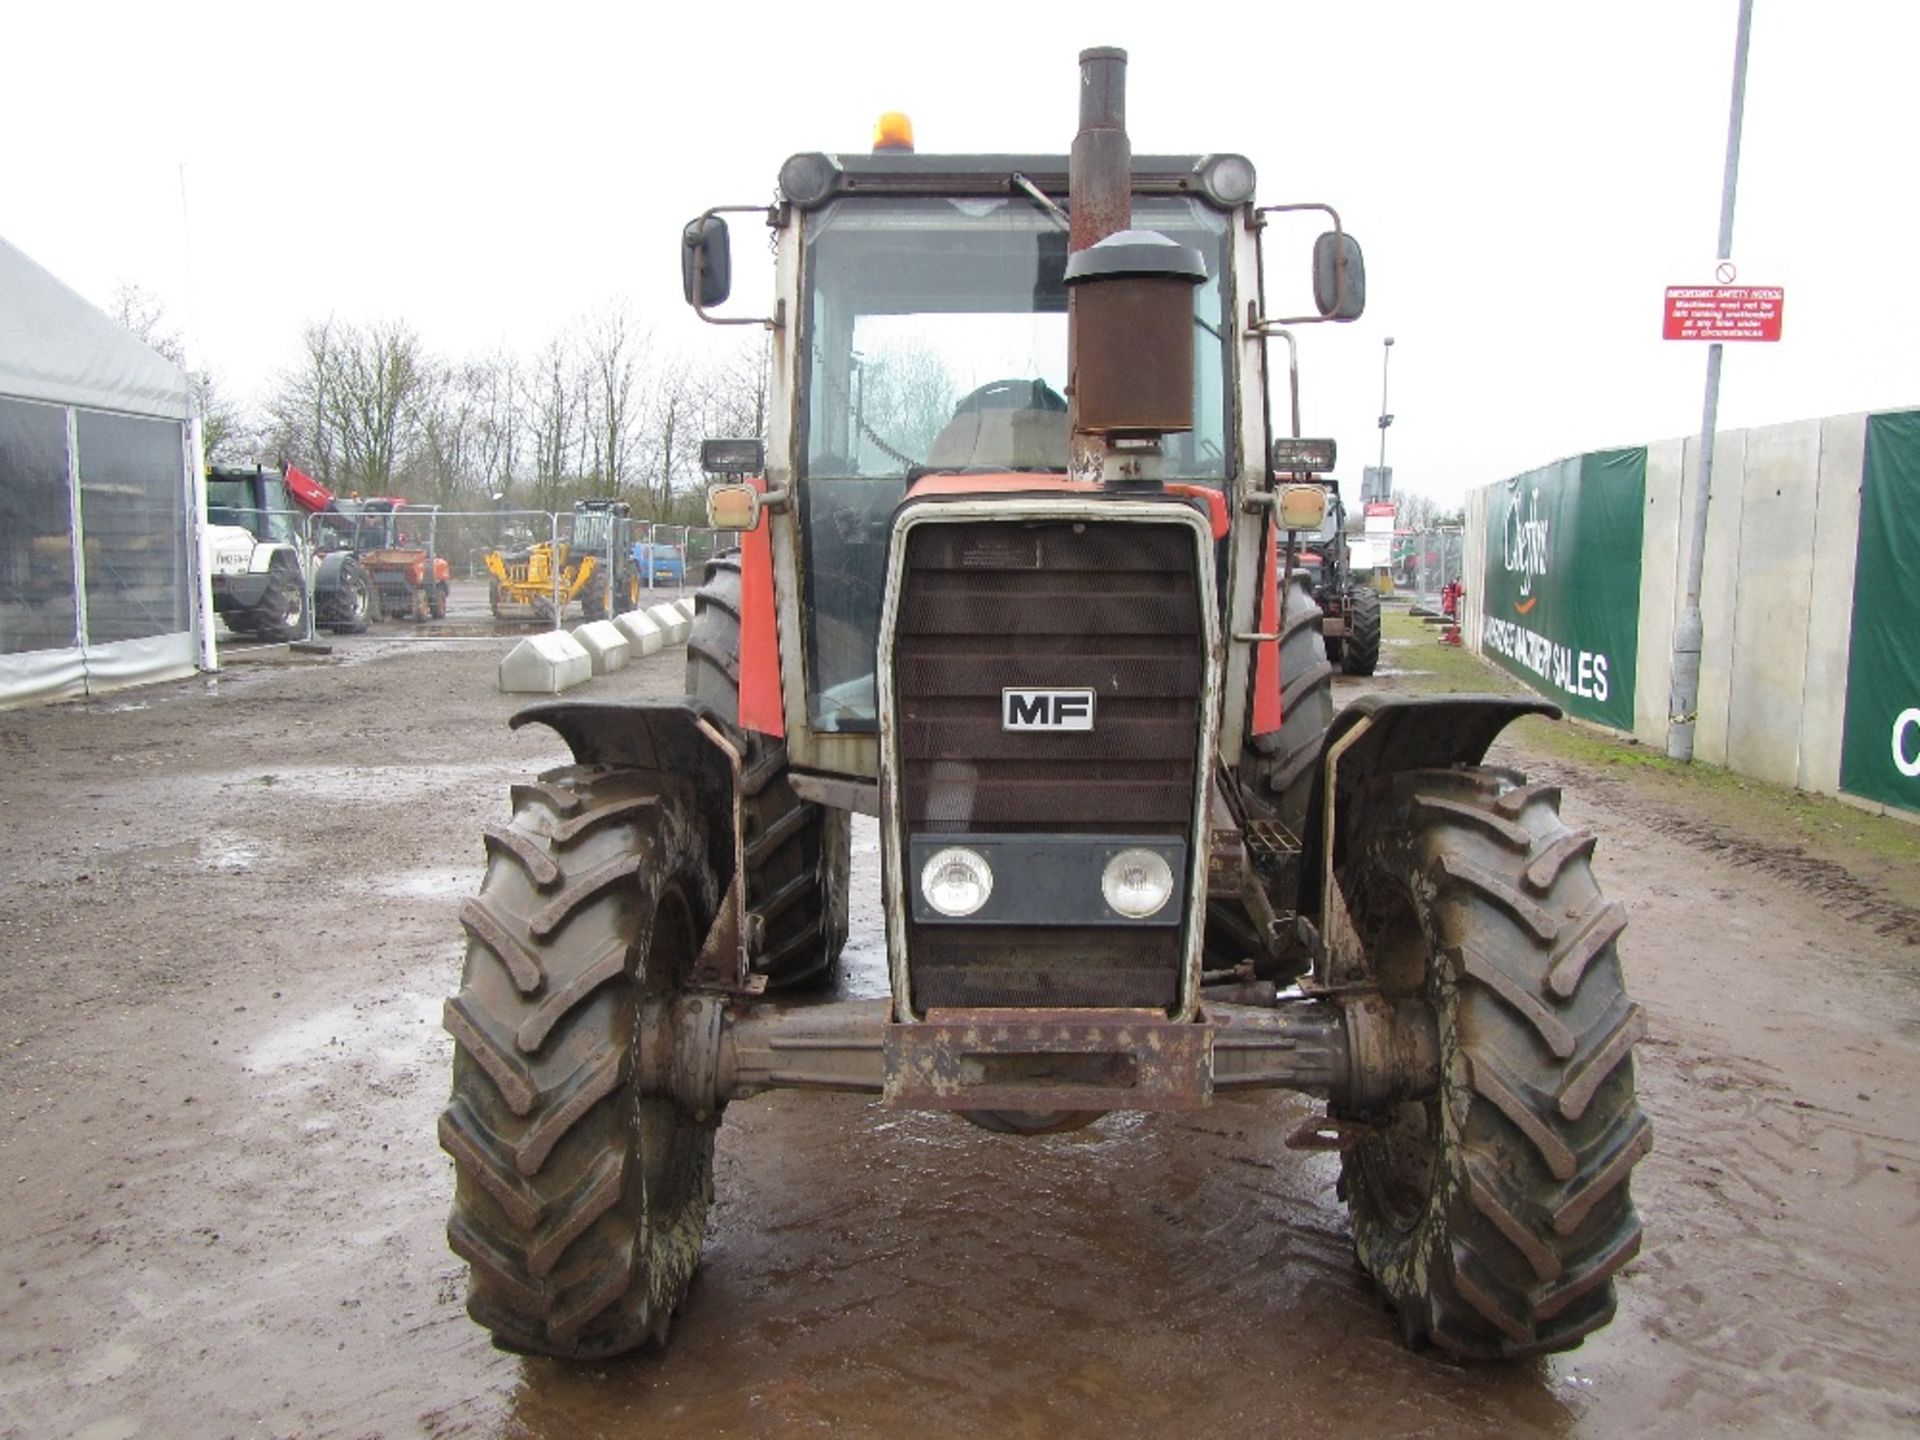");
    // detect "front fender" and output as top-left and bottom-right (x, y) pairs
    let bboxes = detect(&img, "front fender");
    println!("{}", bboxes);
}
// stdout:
(313, 550), (354, 593)
(1297, 693), (1560, 919)
(510, 699), (745, 884)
